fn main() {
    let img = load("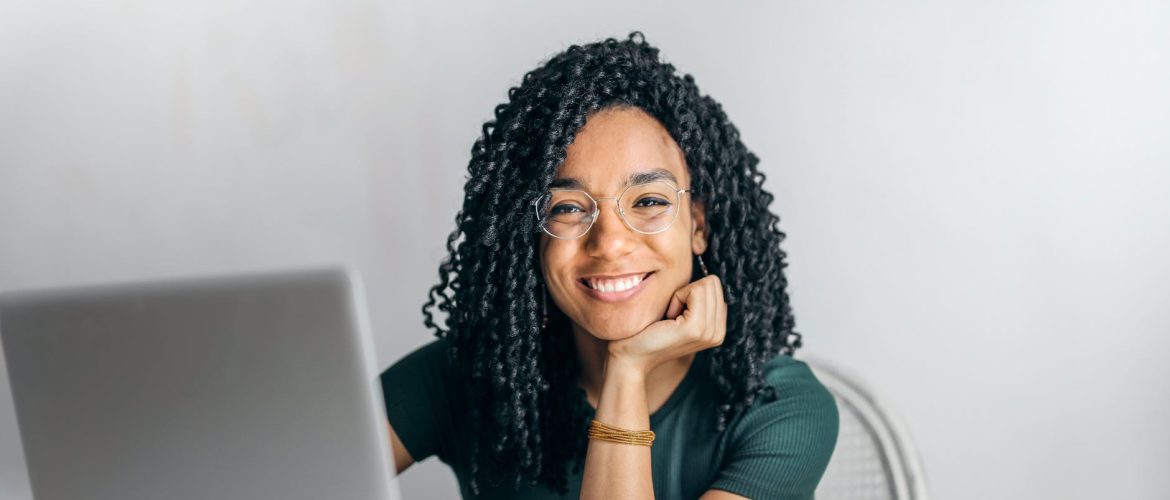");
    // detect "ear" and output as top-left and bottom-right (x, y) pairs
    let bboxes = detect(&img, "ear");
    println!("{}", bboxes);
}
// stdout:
(690, 200), (708, 255)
